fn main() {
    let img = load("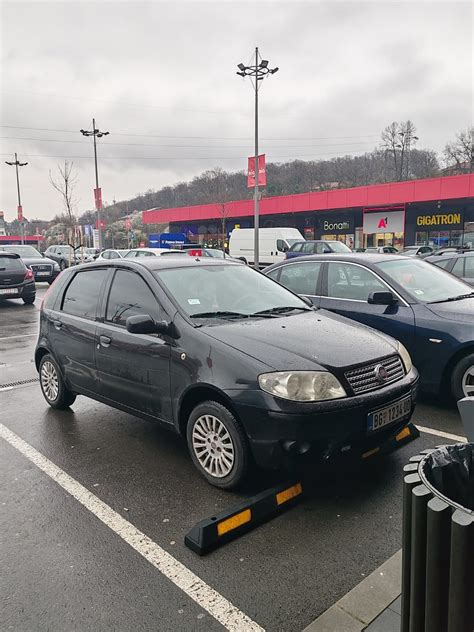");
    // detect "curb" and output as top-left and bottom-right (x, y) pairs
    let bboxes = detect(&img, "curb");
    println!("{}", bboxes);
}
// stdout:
(303, 549), (402, 632)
